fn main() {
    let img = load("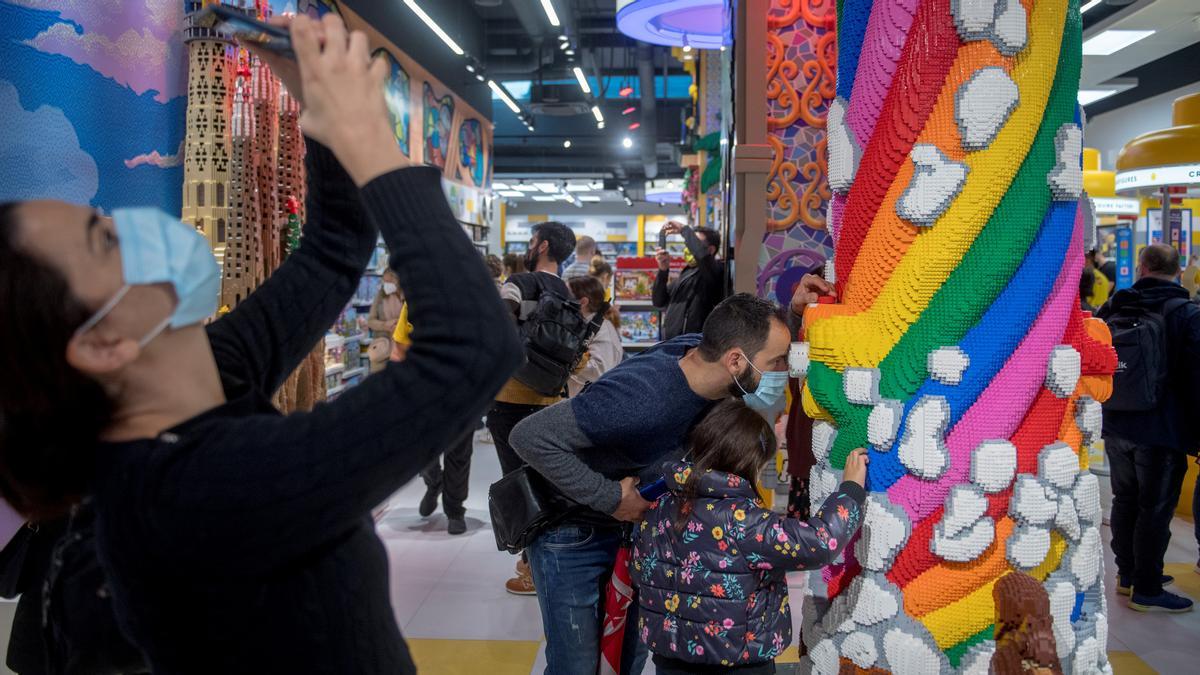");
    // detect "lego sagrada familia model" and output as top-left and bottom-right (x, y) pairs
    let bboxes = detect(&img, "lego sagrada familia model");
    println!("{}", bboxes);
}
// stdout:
(182, 0), (324, 412)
